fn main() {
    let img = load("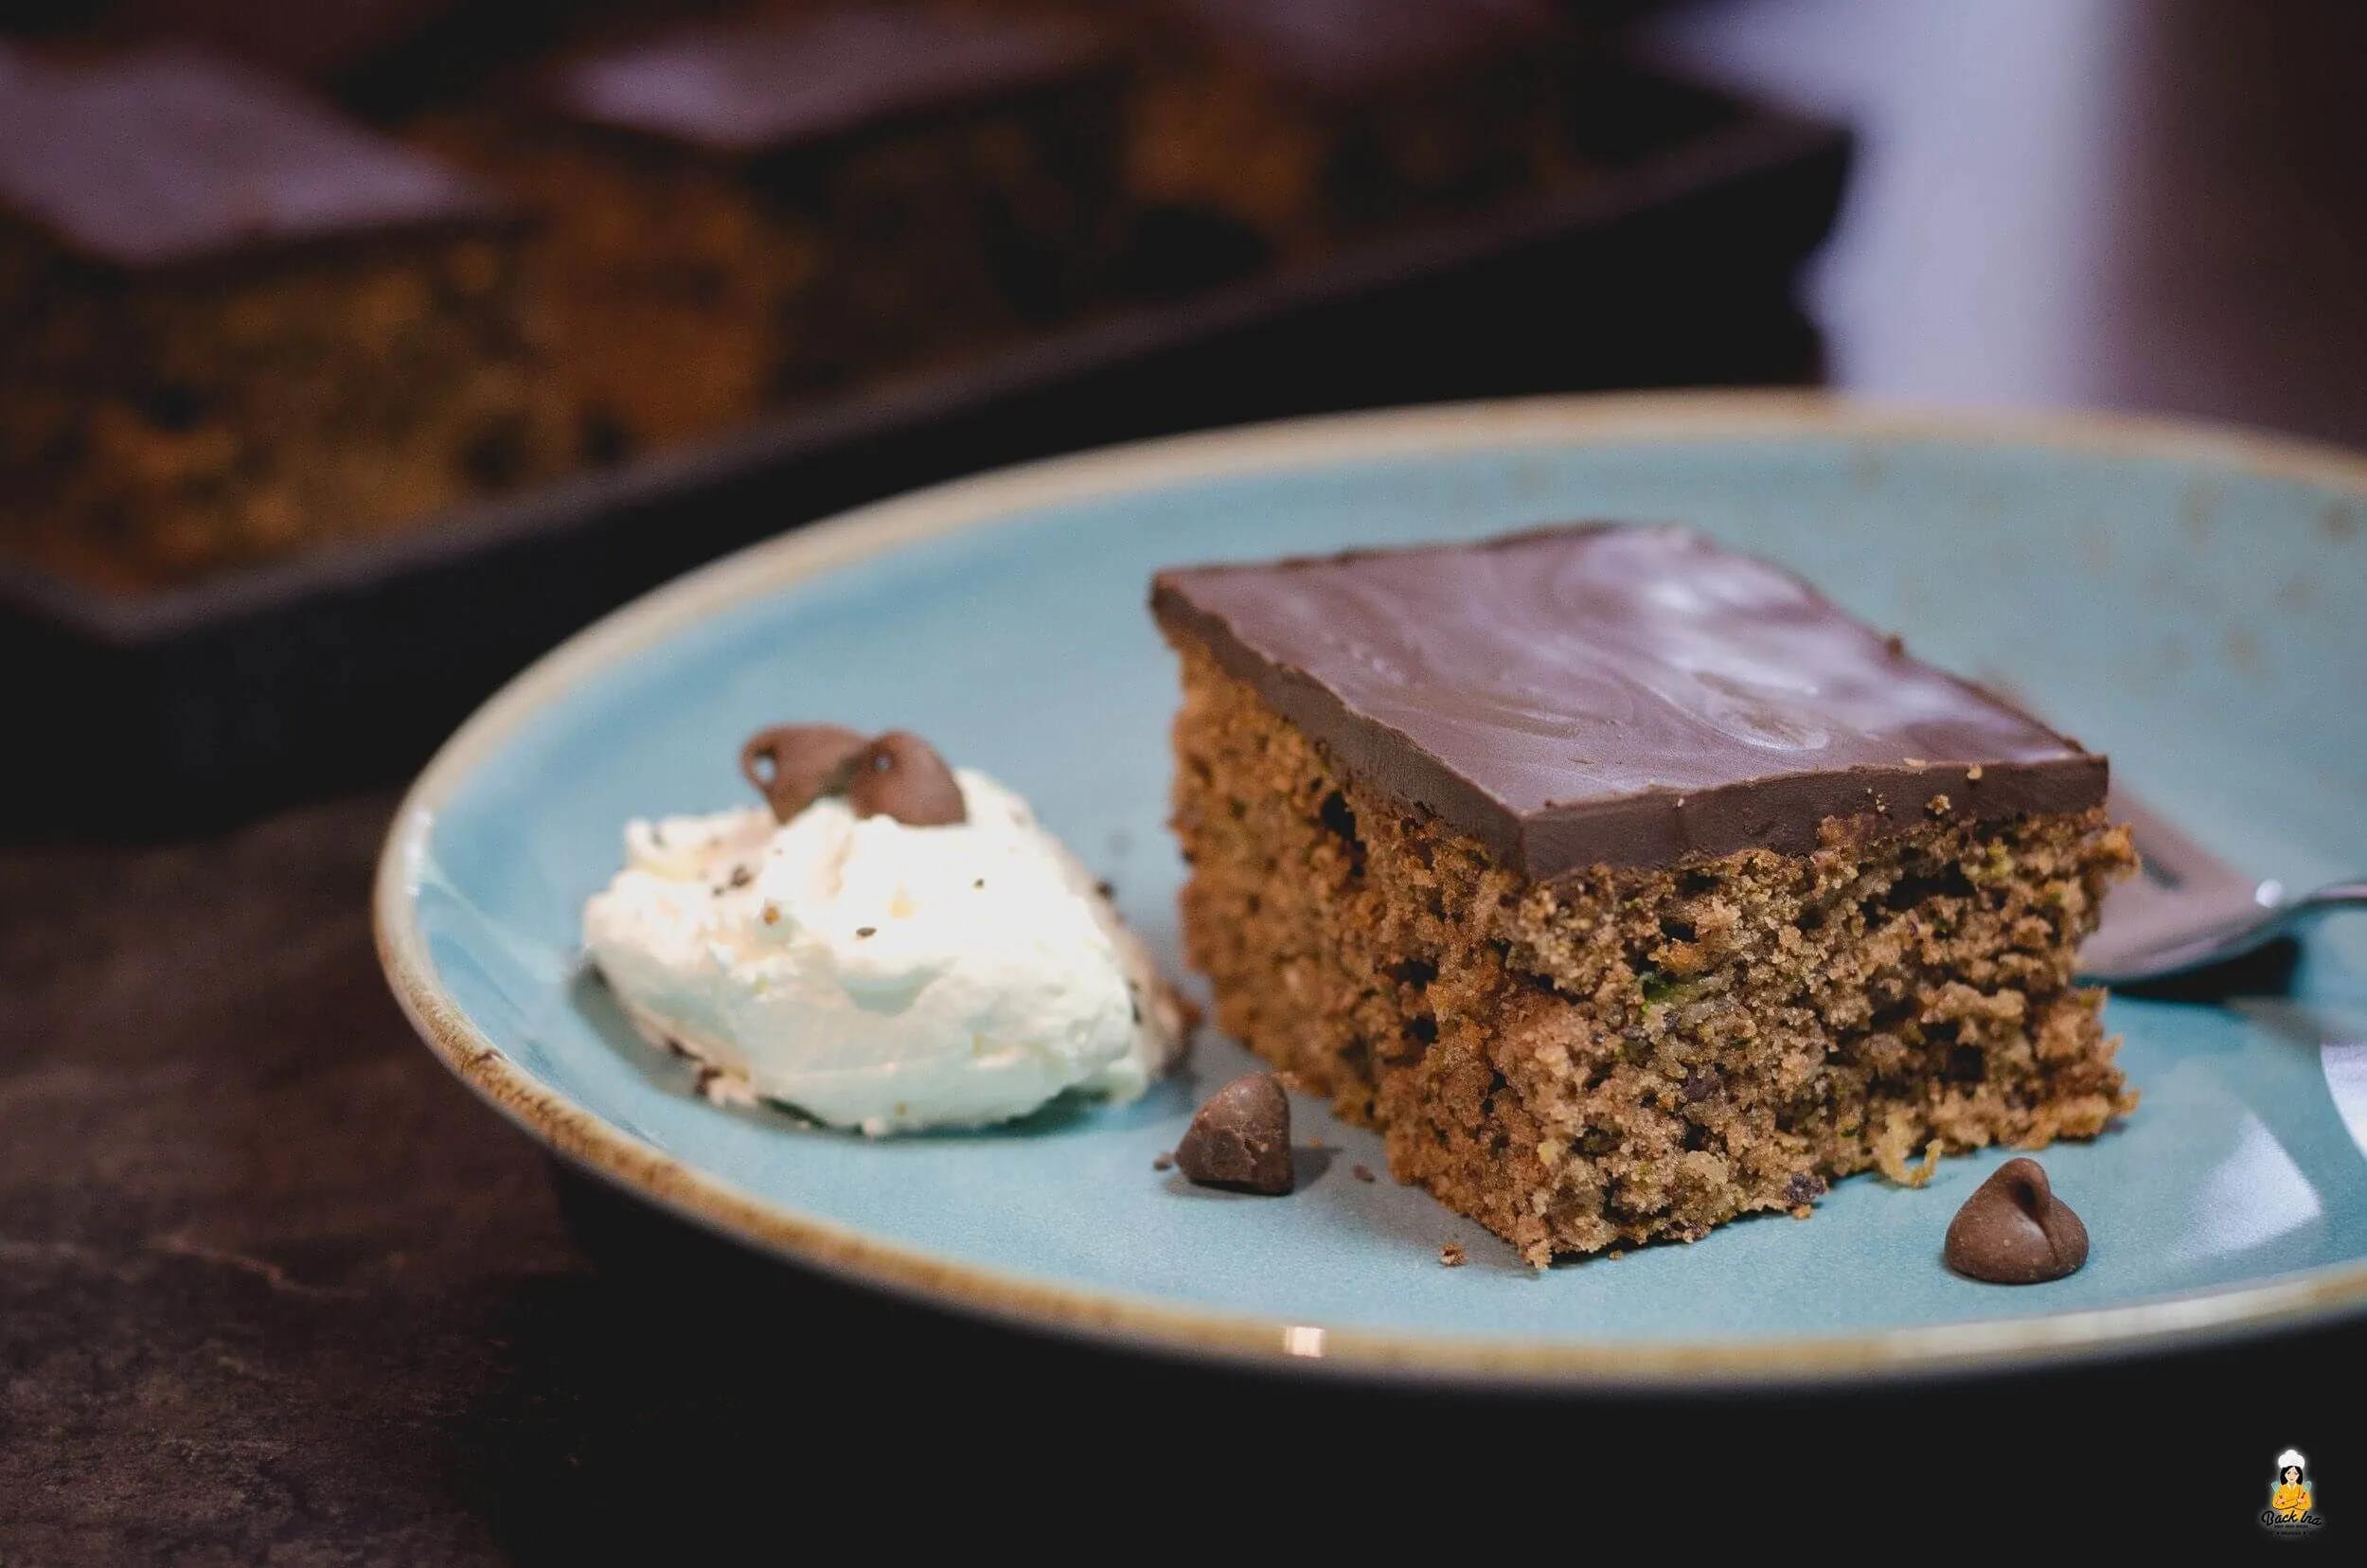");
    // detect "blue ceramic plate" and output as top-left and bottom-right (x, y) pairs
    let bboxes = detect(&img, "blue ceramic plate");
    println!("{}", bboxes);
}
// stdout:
(377, 395), (2367, 1388)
